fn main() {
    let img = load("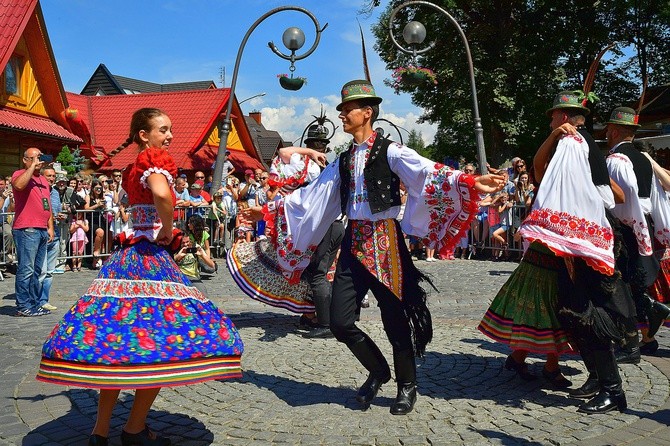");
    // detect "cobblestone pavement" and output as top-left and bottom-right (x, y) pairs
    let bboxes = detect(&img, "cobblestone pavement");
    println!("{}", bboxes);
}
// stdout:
(1, 258), (669, 445)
